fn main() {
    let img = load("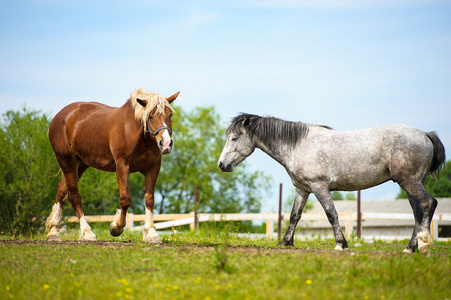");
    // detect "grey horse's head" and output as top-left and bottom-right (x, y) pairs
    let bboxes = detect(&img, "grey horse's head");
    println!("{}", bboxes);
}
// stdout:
(218, 114), (258, 172)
